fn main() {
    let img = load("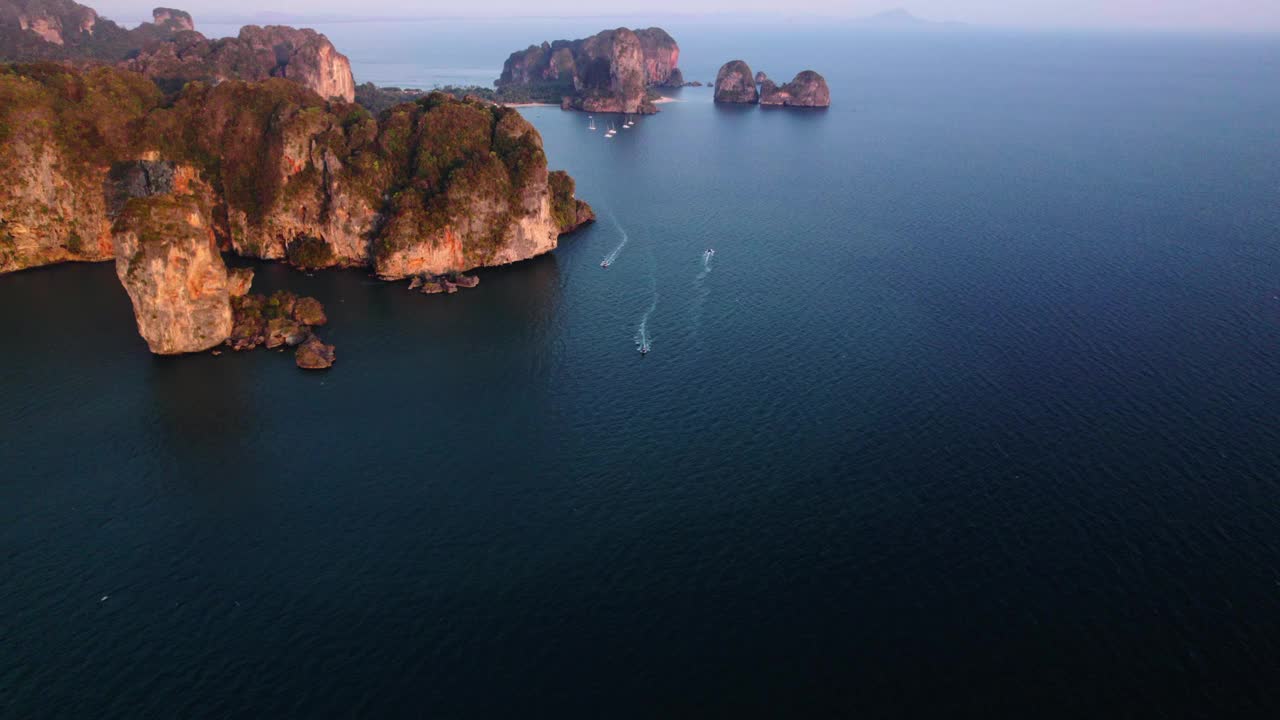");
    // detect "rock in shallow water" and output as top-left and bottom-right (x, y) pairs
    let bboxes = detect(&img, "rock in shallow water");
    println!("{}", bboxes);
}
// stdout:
(227, 267), (254, 297)
(295, 335), (336, 369)
(293, 296), (327, 326)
